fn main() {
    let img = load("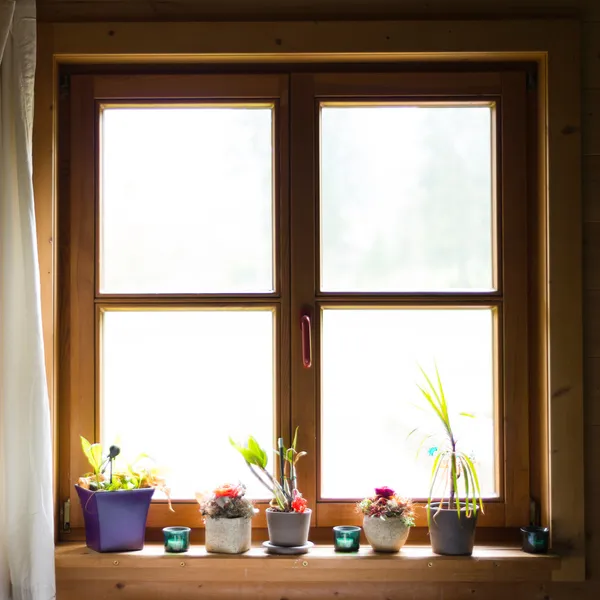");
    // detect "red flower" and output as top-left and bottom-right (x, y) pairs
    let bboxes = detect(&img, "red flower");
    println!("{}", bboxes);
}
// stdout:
(374, 486), (395, 499)
(214, 483), (242, 498)
(291, 490), (308, 513)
